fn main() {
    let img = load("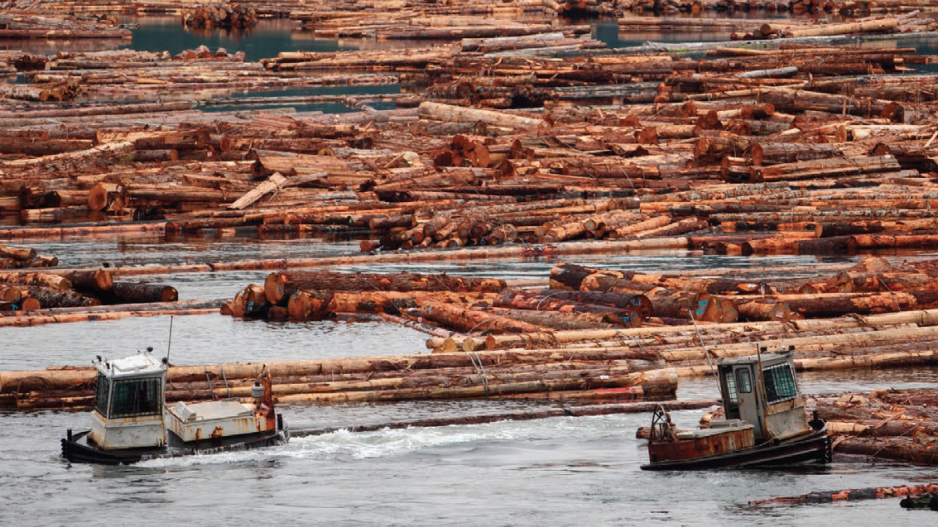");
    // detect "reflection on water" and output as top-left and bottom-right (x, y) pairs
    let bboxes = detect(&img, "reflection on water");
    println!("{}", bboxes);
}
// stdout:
(125, 16), (353, 61)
